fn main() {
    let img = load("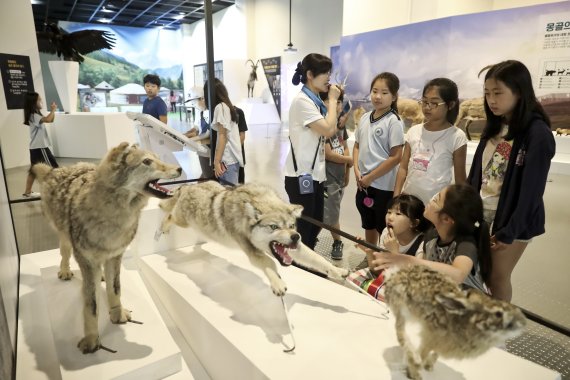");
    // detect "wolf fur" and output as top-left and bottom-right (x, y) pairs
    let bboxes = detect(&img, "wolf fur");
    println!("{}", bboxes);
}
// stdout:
(383, 265), (526, 380)
(159, 181), (349, 295)
(32, 142), (181, 353)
